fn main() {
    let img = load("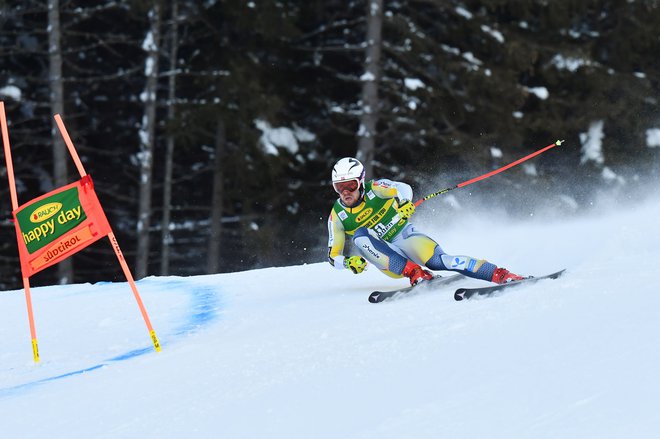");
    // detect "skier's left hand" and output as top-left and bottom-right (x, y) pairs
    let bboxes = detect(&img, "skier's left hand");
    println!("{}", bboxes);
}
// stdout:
(344, 256), (367, 274)
(396, 199), (416, 220)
